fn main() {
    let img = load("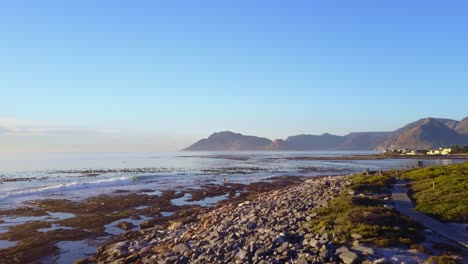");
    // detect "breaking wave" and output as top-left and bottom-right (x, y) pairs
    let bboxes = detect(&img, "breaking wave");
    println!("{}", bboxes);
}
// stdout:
(0, 176), (133, 200)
